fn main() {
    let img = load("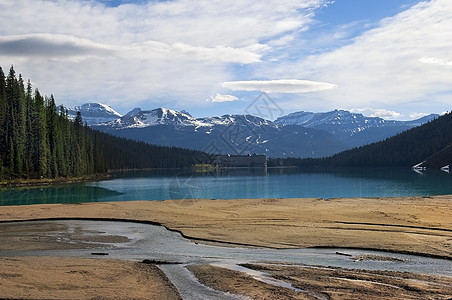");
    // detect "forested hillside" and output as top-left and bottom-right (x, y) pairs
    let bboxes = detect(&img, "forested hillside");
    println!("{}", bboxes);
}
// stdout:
(270, 112), (452, 167)
(0, 66), (207, 182)
(93, 131), (207, 170)
(0, 66), (107, 180)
